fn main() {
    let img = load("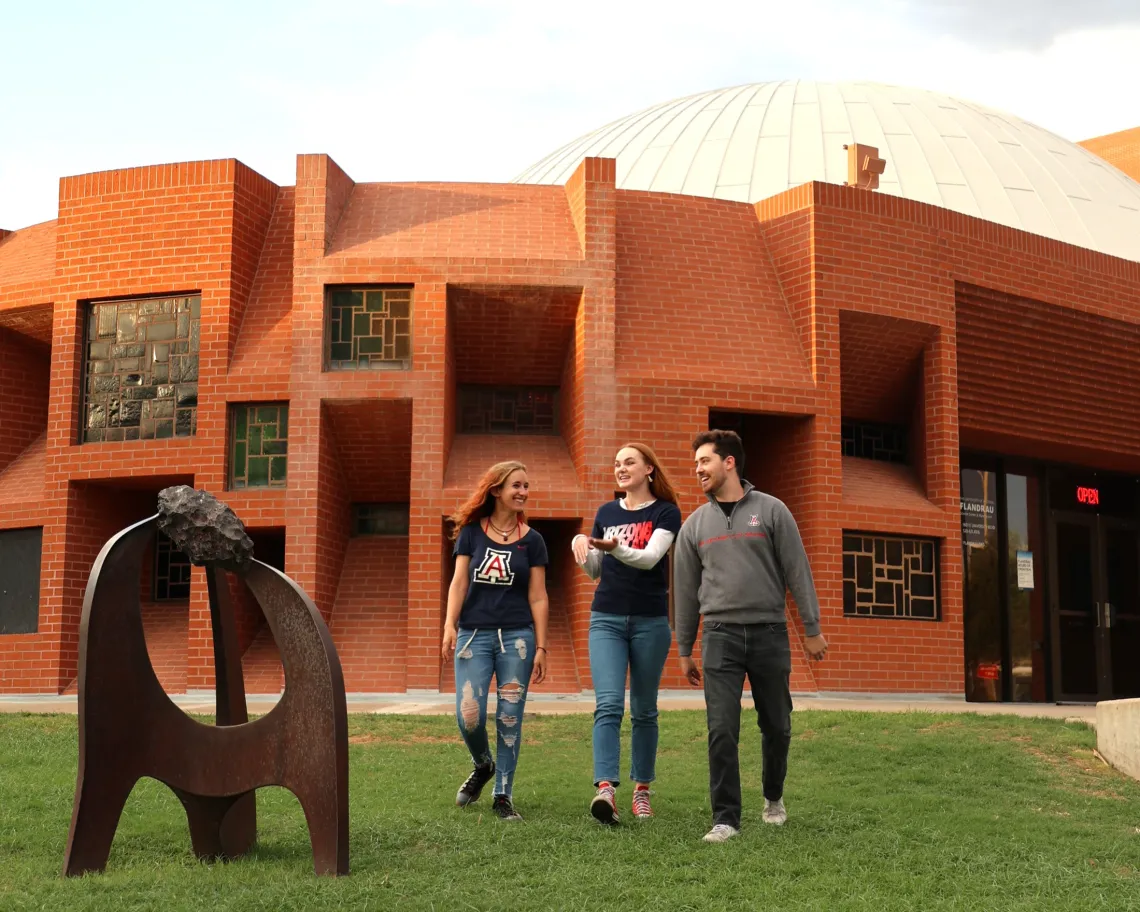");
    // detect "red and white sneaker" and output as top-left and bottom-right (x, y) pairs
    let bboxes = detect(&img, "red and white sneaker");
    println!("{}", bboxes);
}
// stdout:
(631, 785), (653, 819)
(590, 781), (619, 825)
